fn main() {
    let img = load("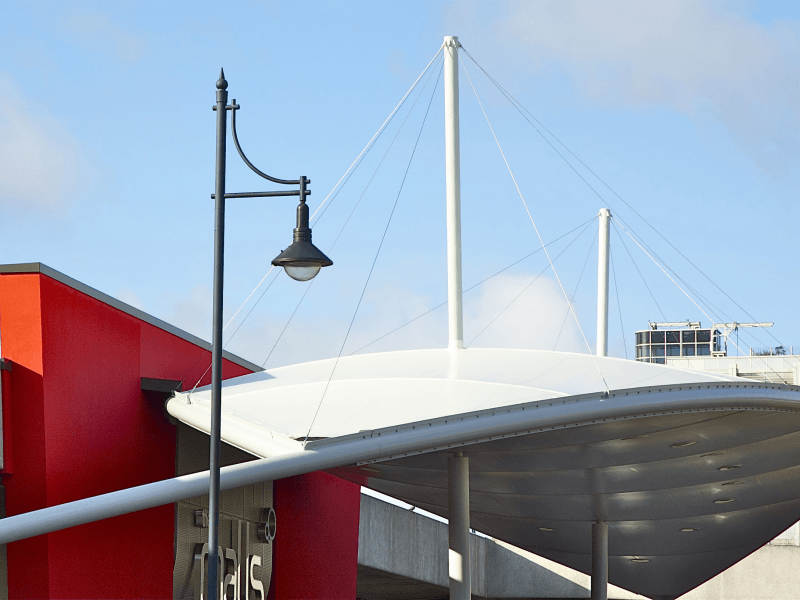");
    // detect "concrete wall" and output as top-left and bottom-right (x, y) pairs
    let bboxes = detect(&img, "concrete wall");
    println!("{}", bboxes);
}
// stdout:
(358, 494), (646, 599)
(681, 546), (800, 600)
